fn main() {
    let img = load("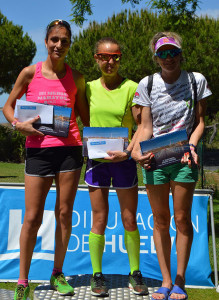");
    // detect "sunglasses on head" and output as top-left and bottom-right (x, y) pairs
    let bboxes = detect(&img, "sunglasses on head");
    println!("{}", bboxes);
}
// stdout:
(155, 48), (182, 59)
(96, 53), (122, 62)
(47, 19), (71, 30)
